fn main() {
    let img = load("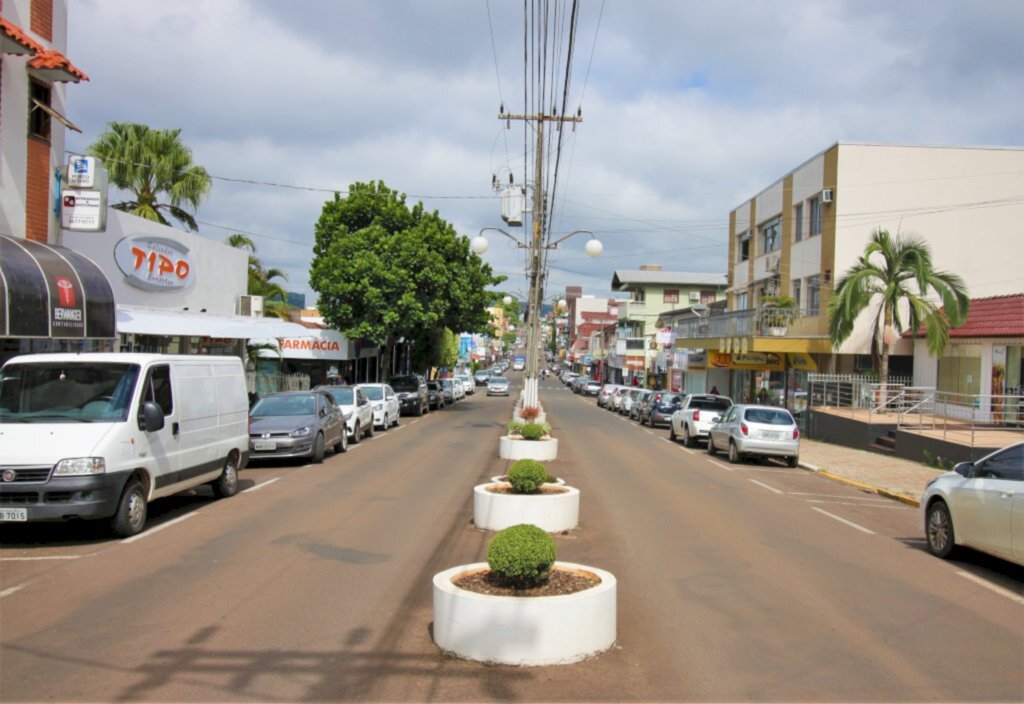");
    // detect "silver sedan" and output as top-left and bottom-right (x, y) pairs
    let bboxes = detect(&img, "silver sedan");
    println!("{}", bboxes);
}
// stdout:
(707, 404), (800, 467)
